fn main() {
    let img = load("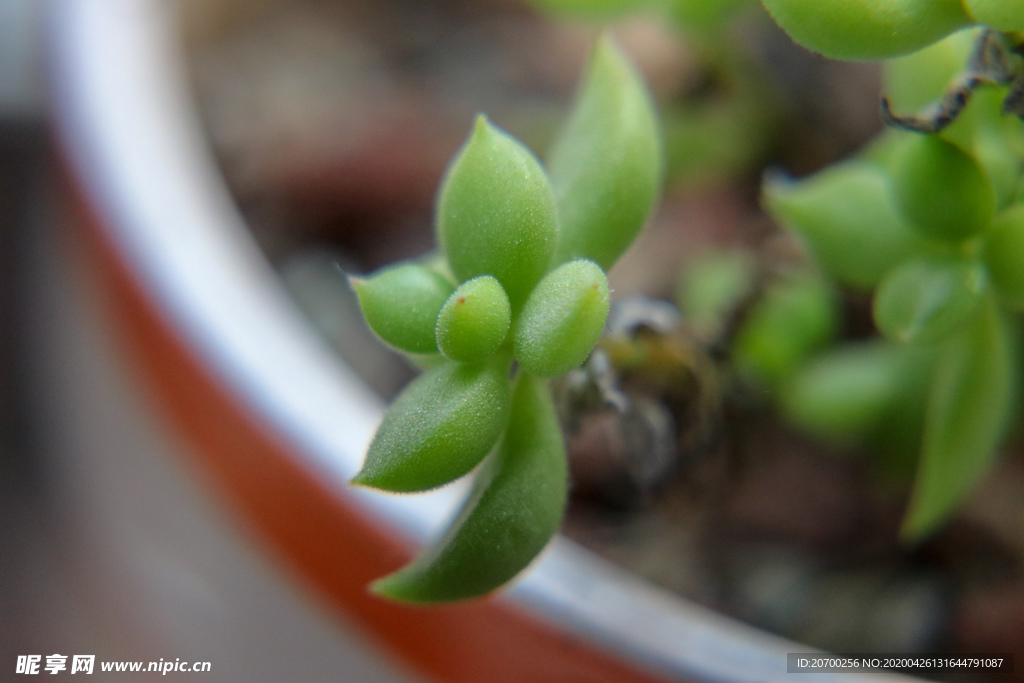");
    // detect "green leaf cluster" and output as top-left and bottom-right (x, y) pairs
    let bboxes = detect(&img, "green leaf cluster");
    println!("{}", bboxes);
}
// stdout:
(765, 60), (1022, 538)
(756, 0), (1024, 60)
(350, 36), (662, 603)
